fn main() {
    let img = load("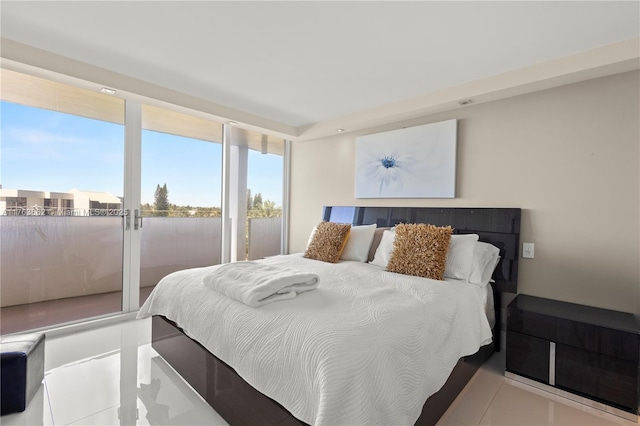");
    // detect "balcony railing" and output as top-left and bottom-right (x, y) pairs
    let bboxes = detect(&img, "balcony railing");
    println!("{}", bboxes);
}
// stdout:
(0, 216), (281, 333)
(248, 217), (282, 260)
